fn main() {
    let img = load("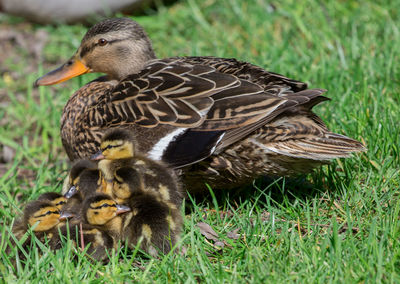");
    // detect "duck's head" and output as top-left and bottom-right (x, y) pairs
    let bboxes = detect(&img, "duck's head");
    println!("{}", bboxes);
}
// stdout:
(82, 193), (131, 226)
(37, 192), (67, 210)
(35, 17), (156, 86)
(63, 159), (97, 197)
(91, 128), (136, 161)
(64, 168), (105, 199)
(24, 201), (73, 232)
